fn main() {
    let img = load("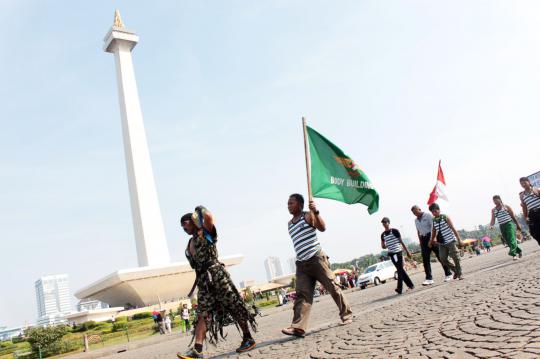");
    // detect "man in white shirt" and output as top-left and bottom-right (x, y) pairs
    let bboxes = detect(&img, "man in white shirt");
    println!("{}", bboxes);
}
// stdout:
(164, 313), (172, 334)
(411, 205), (452, 285)
(181, 304), (191, 332)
